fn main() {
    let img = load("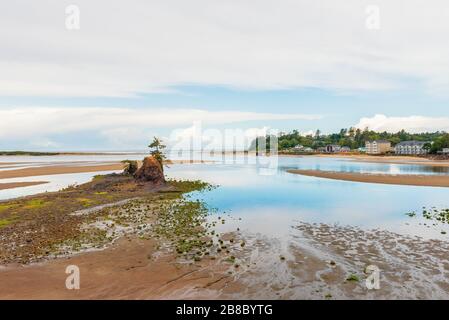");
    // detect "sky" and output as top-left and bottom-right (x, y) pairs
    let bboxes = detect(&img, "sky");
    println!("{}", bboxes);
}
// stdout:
(1, 0), (449, 151)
